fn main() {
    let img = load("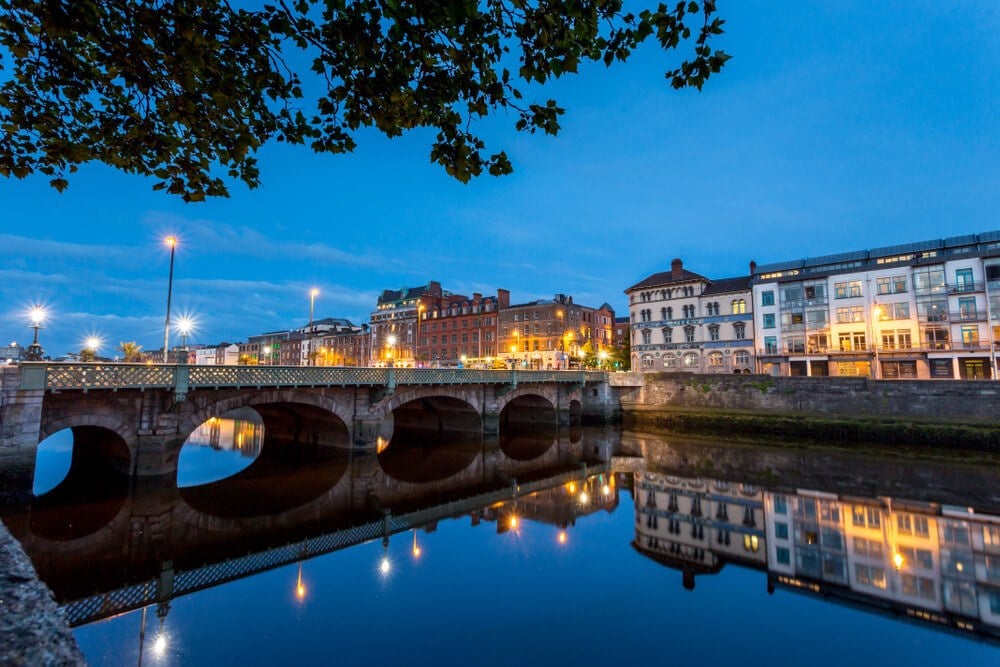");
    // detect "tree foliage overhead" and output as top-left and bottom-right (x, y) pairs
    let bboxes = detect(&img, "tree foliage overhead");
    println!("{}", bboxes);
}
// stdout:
(0, 0), (729, 200)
